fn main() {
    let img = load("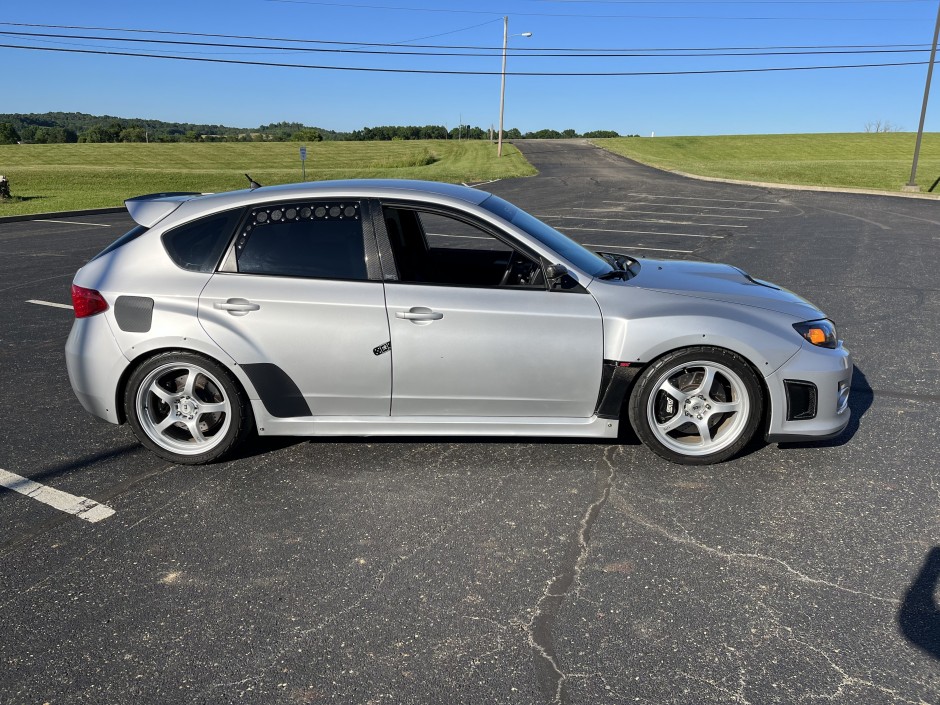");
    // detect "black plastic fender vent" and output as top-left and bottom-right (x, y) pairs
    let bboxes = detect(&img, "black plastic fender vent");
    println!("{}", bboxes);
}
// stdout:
(784, 380), (818, 421)
(114, 296), (154, 333)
